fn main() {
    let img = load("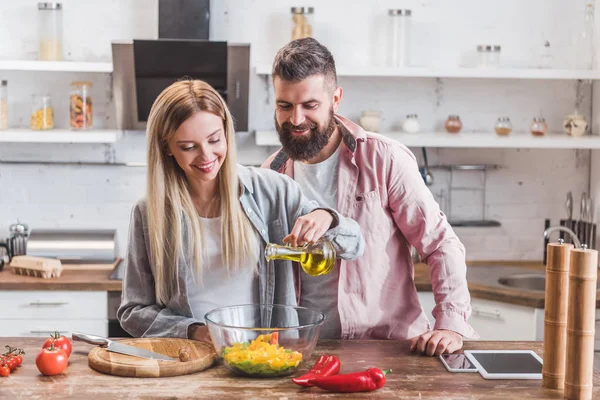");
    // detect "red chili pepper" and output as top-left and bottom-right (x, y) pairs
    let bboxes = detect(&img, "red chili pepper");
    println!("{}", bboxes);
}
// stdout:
(292, 355), (341, 387)
(308, 367), (391, 393)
